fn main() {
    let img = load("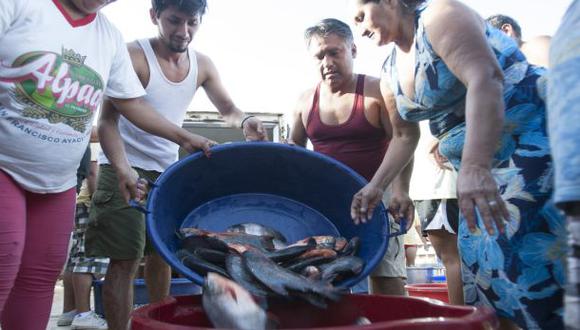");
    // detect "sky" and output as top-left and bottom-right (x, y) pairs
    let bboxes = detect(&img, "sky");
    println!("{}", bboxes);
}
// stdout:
(102, 0), (572, 116)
